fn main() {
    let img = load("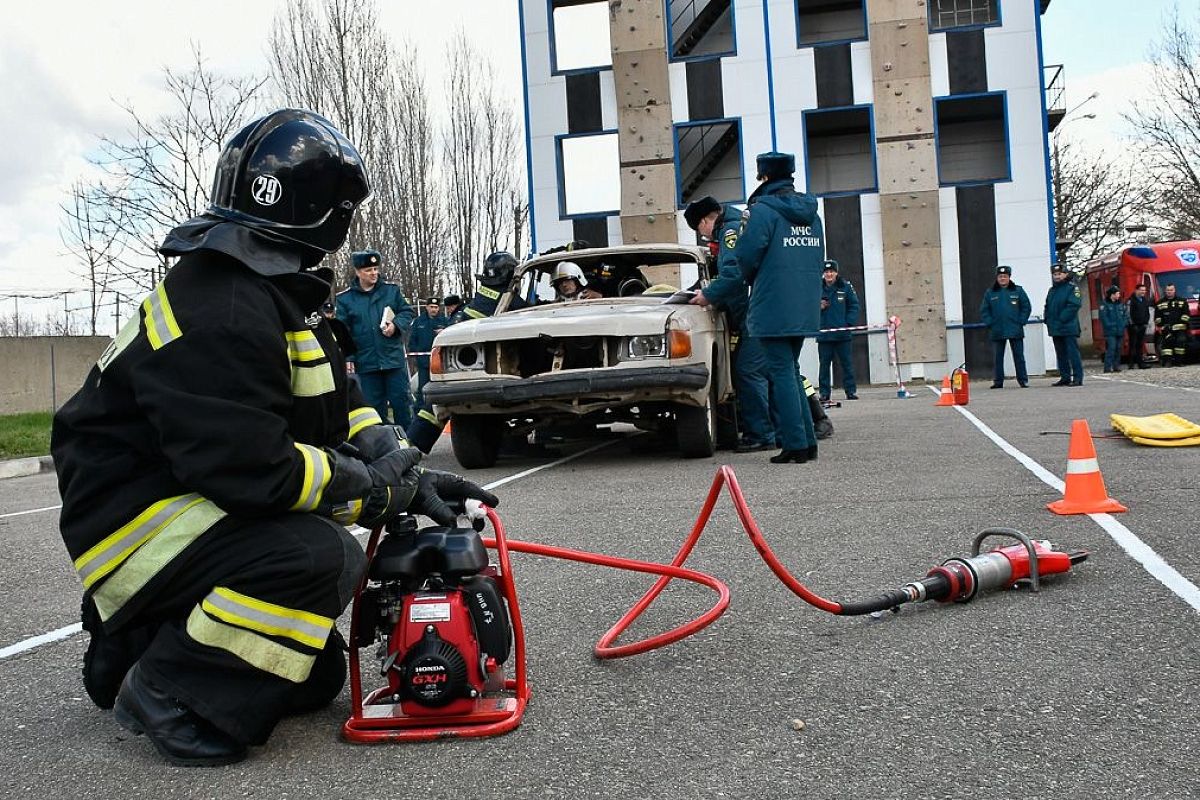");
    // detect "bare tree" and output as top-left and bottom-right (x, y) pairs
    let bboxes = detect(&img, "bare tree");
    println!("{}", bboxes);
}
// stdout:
(1052, 135), (1145, 267)
(443, 32), (527, 296)
(59, 46), (265, 307)
(1123, 8), (1200, 240)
